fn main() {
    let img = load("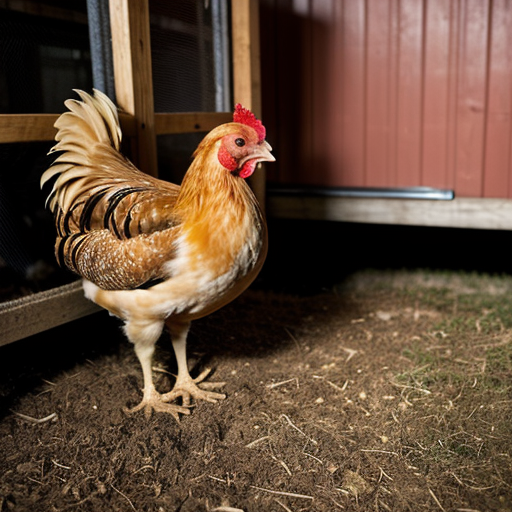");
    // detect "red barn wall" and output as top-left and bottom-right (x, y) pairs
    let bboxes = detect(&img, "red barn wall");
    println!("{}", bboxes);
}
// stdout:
(260, 0), (512, 198)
